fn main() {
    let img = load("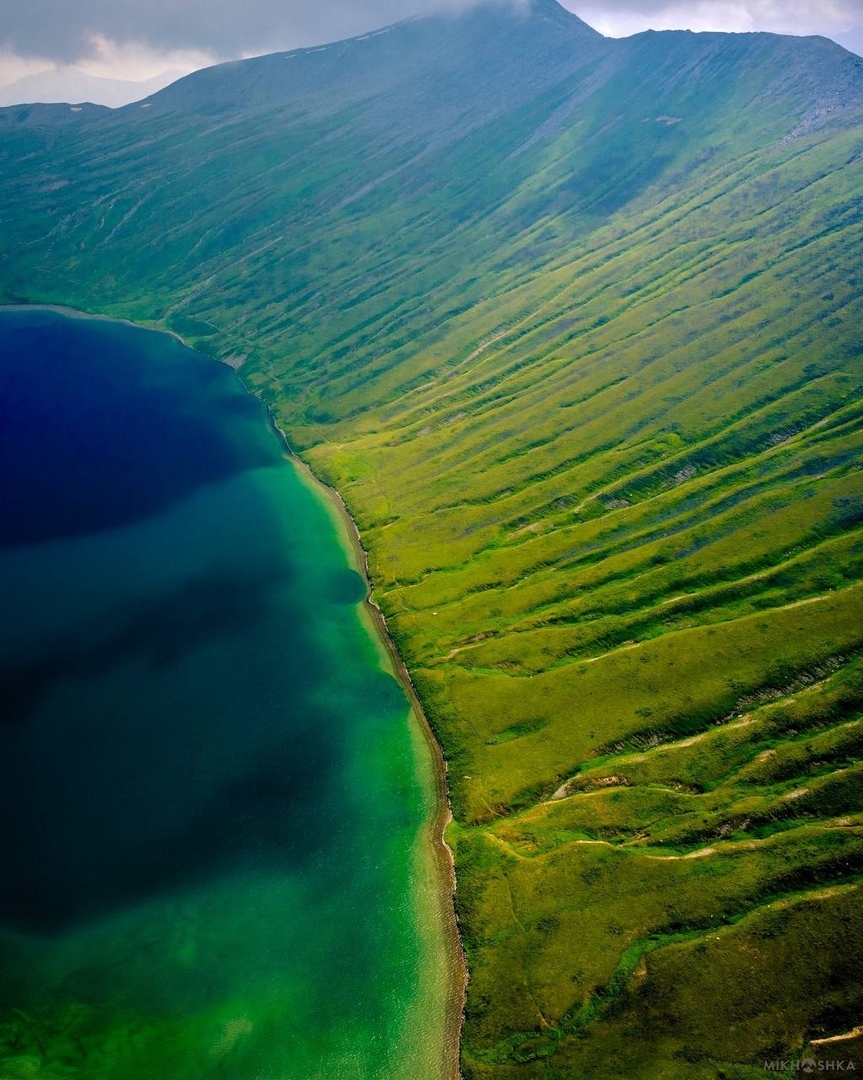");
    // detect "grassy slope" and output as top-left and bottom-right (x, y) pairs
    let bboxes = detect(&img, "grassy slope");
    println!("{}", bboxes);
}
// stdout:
(1, 9), (862, 1075)
(297, 119), (863, 1076)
